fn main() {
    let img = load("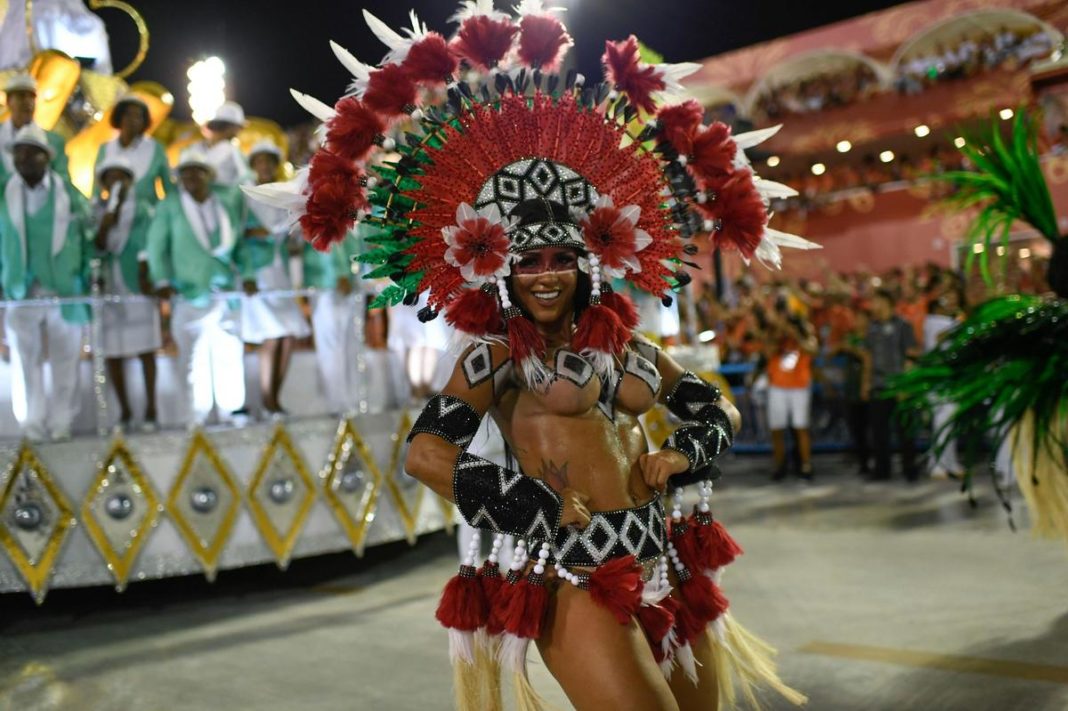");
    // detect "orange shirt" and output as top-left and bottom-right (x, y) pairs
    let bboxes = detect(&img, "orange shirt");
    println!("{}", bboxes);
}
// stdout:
(896, 298), (928, 345)
(768, 338), (813, 389)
